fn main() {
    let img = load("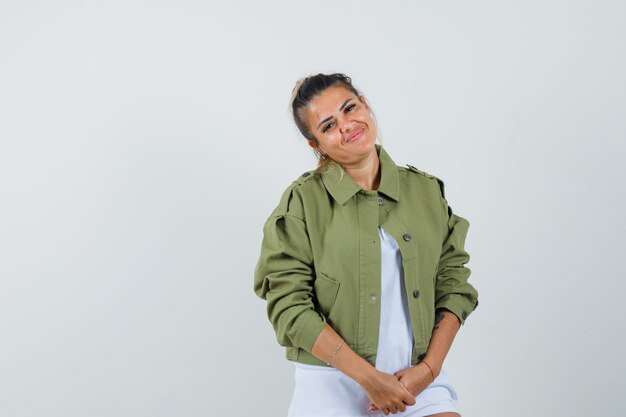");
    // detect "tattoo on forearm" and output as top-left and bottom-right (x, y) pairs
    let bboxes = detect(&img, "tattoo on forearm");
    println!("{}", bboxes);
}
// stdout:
(433, 312), (445, 330)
